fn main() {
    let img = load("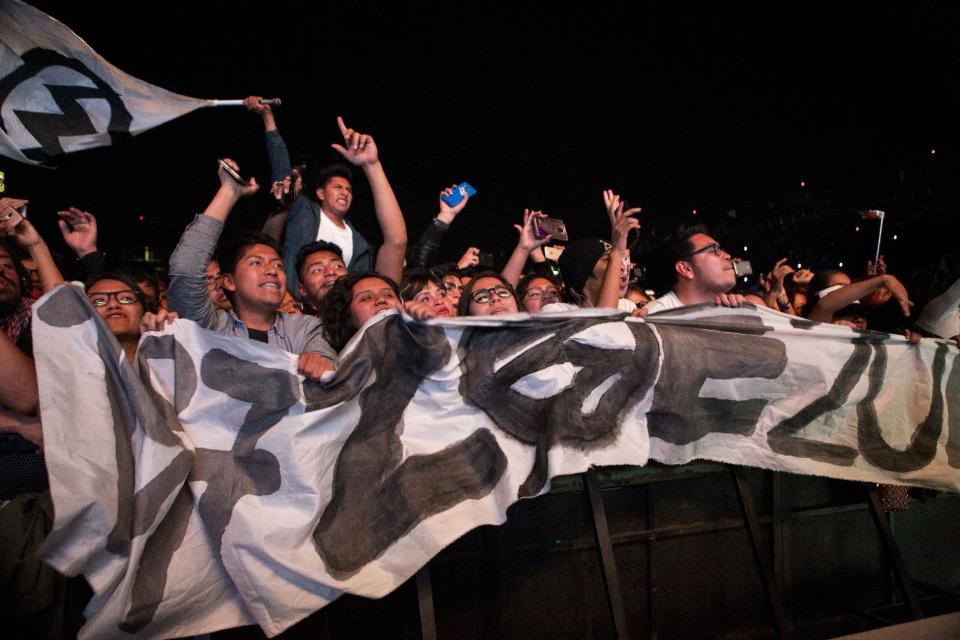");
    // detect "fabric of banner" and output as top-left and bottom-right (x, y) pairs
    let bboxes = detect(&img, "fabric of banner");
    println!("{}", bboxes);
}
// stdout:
(0, 0), (211, 164)
(31, 284), (960, 638)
